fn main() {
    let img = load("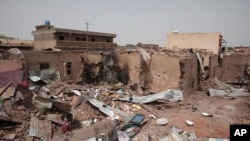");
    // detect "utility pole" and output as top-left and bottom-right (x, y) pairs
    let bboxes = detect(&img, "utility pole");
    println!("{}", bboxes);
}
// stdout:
(85, 21), (88, 50)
